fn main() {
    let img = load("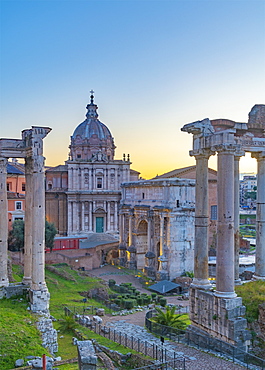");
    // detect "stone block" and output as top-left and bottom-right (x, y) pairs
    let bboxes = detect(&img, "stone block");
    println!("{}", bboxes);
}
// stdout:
(77, 340), (97, 370)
